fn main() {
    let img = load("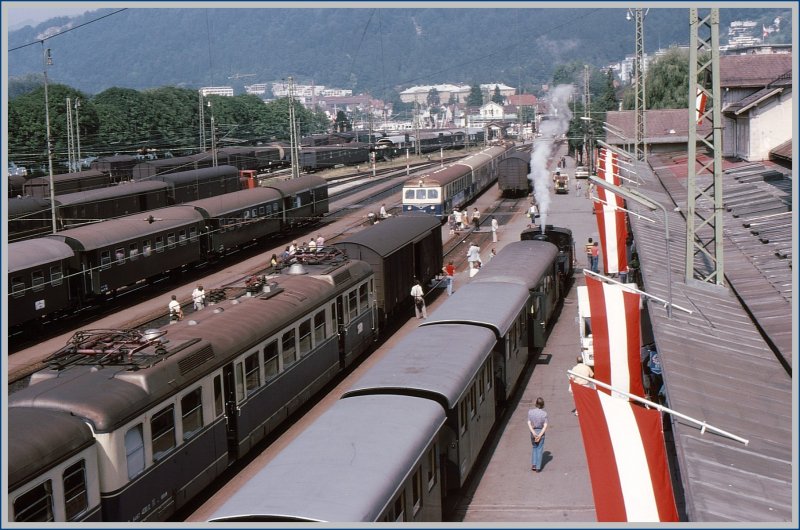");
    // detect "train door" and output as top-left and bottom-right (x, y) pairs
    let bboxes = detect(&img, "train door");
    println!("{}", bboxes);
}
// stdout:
(530, 291), (546, 349)
(335, 296), (346, 367)
(222, 364), (240, 462)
